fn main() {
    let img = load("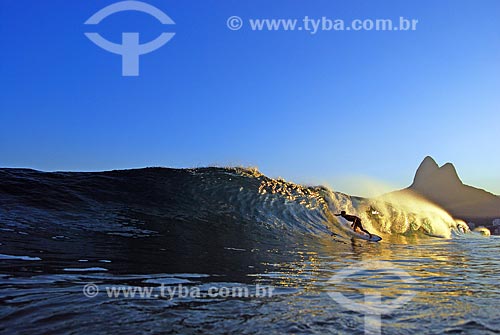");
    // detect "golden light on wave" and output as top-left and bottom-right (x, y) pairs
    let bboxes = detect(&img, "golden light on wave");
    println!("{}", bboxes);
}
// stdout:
(373, 190), (458, 238)
(325, 177), (463, 239)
